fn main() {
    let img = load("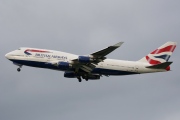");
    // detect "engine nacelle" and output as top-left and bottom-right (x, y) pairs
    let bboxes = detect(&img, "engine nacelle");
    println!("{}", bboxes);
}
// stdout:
(64, 72), (77, 78)
(78, 56), (92, 63)
(64, 72), (100, 80)
(57, 62), (71, 70)
(82, 75), (100, 80)
(87, 75), (100, 80)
